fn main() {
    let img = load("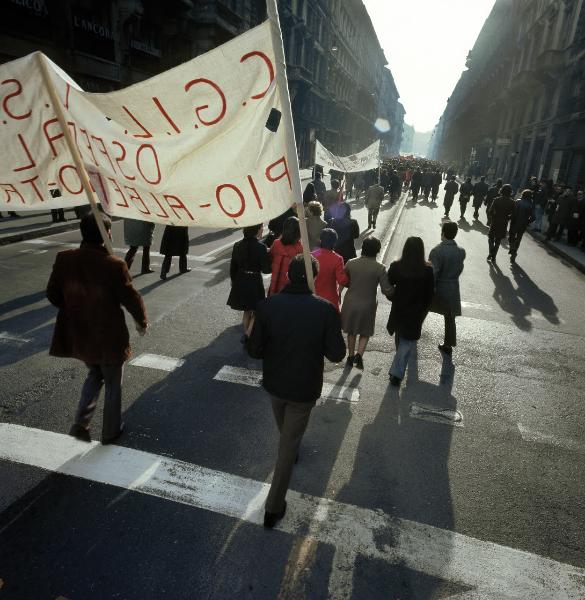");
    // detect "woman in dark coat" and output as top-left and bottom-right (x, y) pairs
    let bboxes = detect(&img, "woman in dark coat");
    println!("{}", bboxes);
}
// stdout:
(124, 218), (156, 274)
(387, 237), (435, 387)
(227, 224), (271, 338)
(328, 202), (360, 264)
(160, 225), (190, 280)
